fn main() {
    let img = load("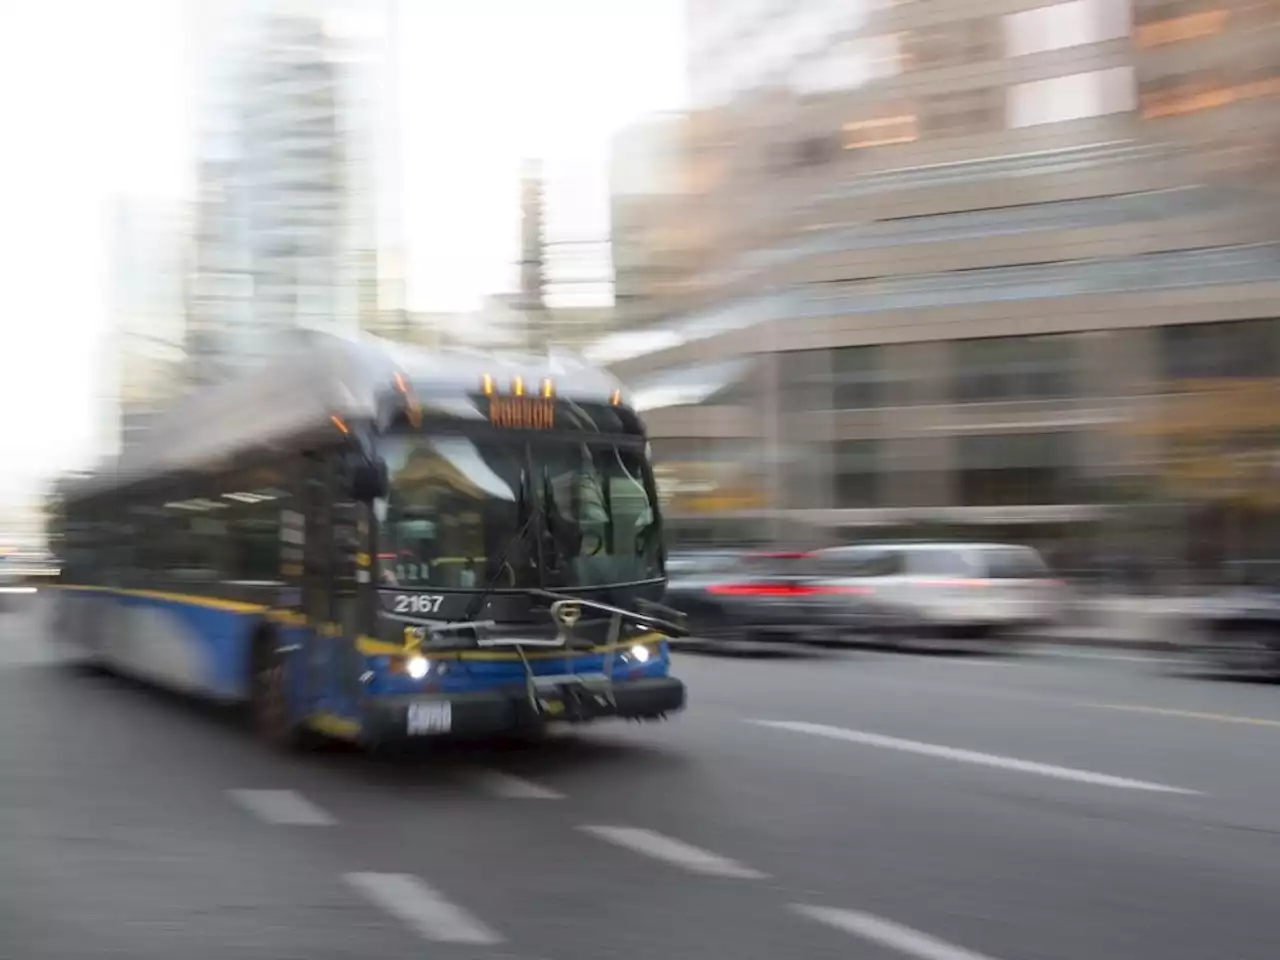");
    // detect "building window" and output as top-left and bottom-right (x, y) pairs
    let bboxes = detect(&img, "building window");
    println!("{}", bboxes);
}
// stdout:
(952, 335), (1076, 403)
(957, 433), (1076, 506)
(1140, 69), (1233, 118)
(1233, 0), (1280, 28)
(1133, 0), (1221, 26)
(1008, 67), (1136, 126)
(832, 346), (887, 409)
(1005, 0), (1132, 58)
(902, 18), (998, 70)
(1141, 55), (1280, 118)
(834, 440), (879, 508)
(1234, 63), (1280, 101)
(794, 135), (840, 168)
(843, 113), (918, 149)
(779, 349), (829, 413)
(1160, 319), (1280, 382)
(1135, 8), (1227, 47)
(922, 88), (1001, 139)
